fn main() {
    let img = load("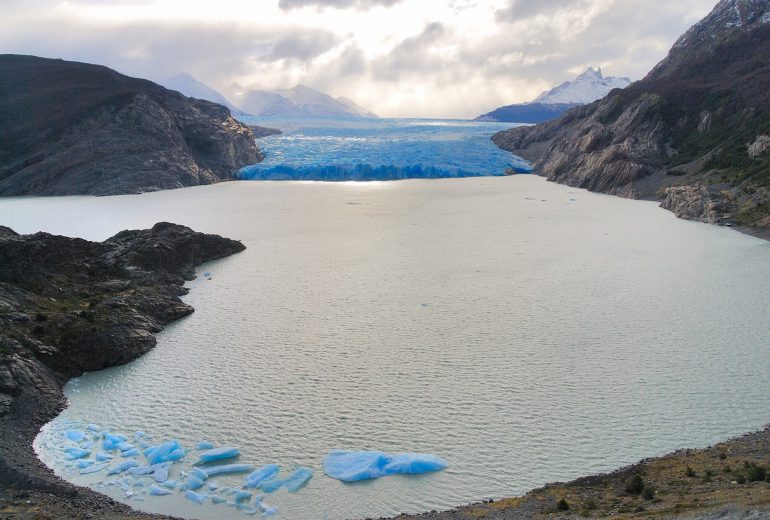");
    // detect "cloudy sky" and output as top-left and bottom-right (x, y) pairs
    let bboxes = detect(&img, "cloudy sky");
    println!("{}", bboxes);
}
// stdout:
(1, 0), (717, 118)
